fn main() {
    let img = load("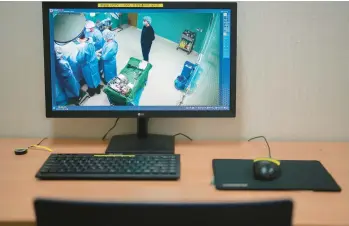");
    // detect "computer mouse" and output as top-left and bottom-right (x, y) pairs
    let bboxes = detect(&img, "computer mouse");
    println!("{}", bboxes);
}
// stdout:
(253, 158), (281, 181)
